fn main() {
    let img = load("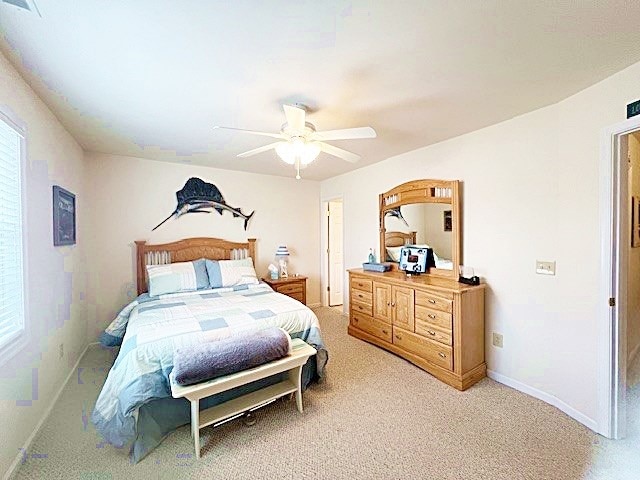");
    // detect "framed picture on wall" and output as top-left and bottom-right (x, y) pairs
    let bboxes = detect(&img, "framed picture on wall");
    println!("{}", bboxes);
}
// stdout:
(53, 185), (76, 246)
(443, 210), (452, 232)
(633, 196), (640, 248)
